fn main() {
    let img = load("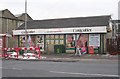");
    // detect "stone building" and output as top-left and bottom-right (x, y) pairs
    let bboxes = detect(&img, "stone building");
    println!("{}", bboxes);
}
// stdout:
(0, 9), (33, 48)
